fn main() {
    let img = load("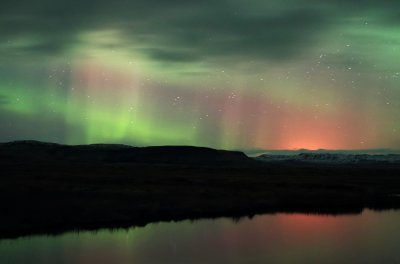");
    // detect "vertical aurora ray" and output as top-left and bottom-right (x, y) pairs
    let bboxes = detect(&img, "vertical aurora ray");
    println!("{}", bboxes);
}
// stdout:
(65, 58), (200, 146)
(0, 0), (400, 150)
